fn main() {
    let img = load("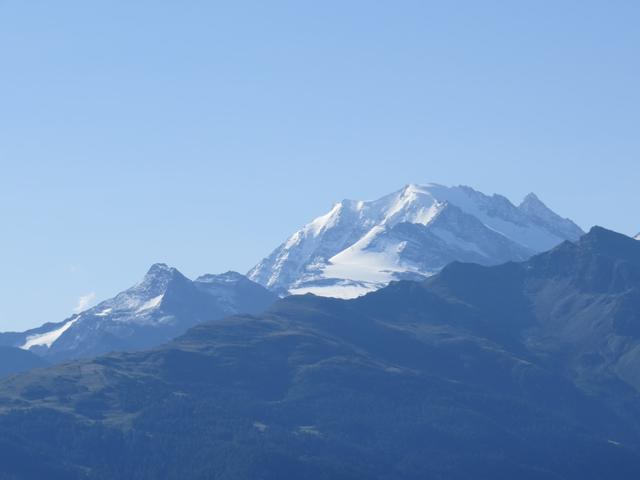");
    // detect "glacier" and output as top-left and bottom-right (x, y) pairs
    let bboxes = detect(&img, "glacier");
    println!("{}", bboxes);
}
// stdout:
(248, 183), (584, 298)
